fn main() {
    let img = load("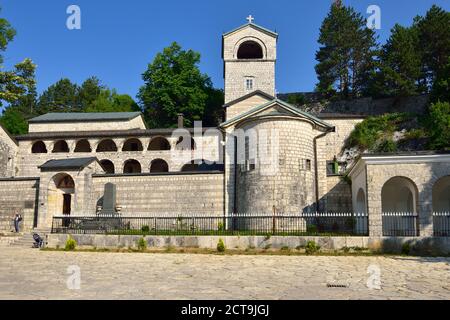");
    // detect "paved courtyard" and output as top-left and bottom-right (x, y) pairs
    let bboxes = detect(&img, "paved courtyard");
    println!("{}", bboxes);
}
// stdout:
(0, 247), (449, 300)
